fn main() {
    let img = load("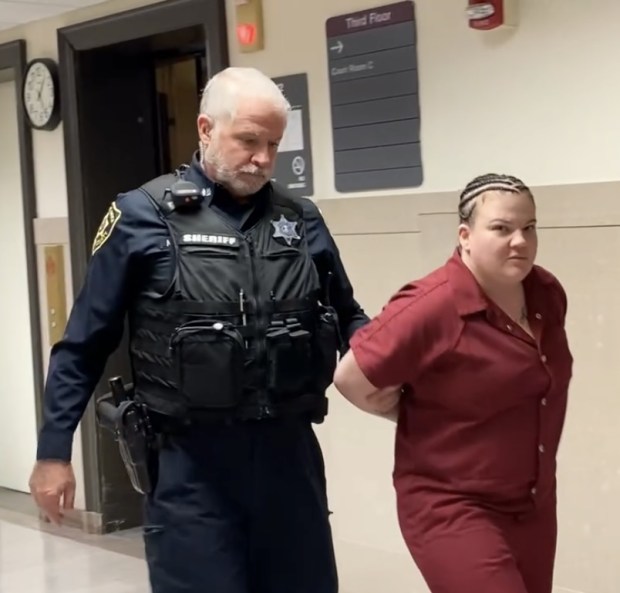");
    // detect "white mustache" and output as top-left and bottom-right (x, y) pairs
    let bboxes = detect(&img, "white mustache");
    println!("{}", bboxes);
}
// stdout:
(239, 166), (265, 177)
